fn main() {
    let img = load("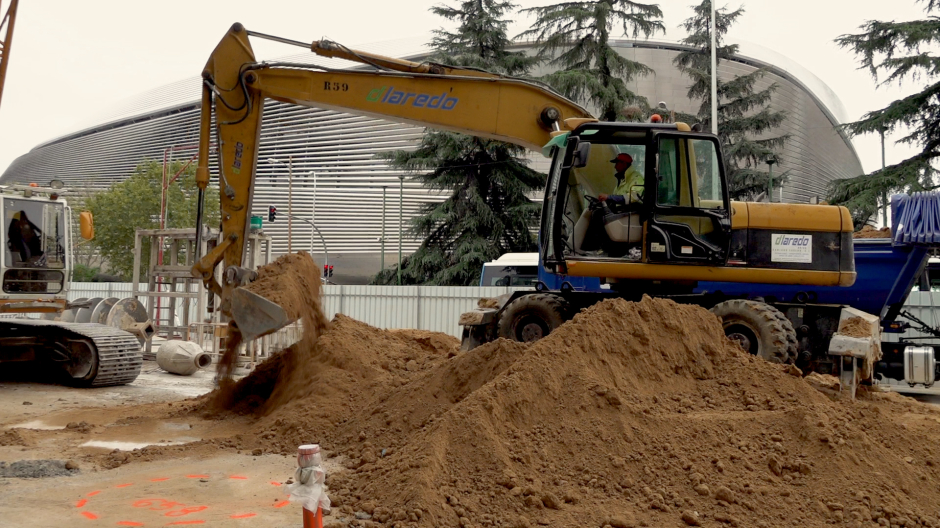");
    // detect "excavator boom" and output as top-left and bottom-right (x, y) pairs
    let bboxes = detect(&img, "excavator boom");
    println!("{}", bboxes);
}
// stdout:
(192, 23), (592, 339)
(192, 23), (854, 346)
